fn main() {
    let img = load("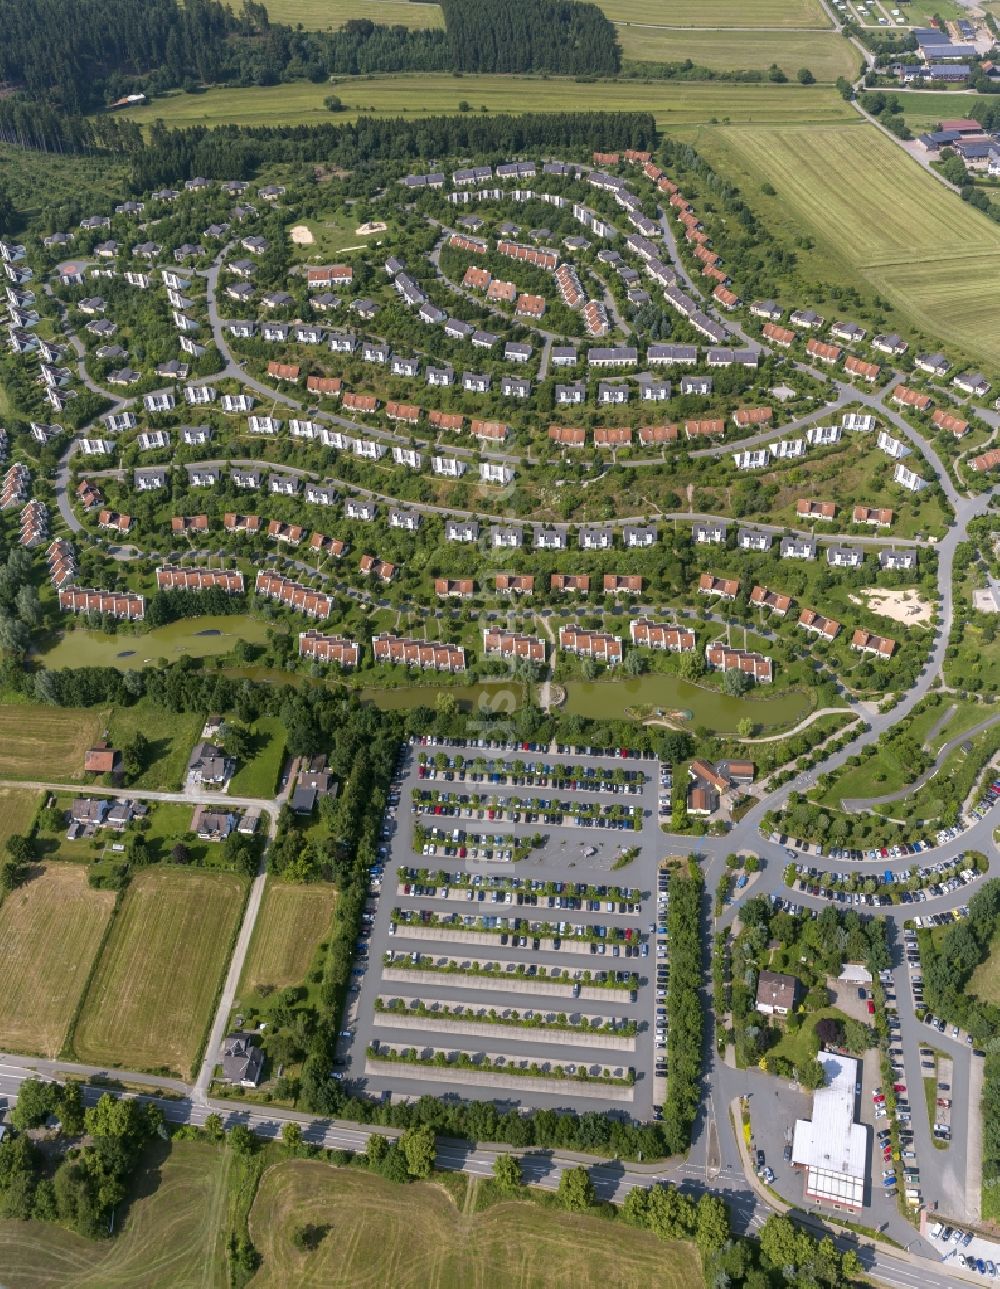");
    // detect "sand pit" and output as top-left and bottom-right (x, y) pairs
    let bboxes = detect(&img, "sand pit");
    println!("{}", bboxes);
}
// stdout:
(356, 220), (387, 235)
(289, 224), (314, 245)
(849, 587), (932, 625)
